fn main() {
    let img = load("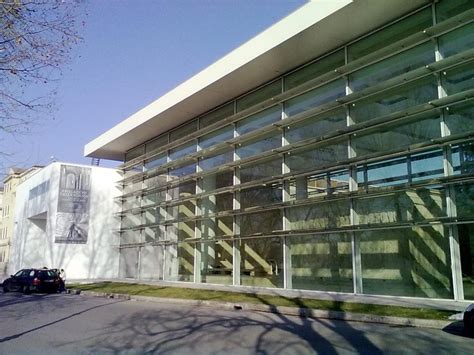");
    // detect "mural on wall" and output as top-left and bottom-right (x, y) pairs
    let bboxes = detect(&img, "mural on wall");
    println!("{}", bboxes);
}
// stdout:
(54, 165), (91, 244)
